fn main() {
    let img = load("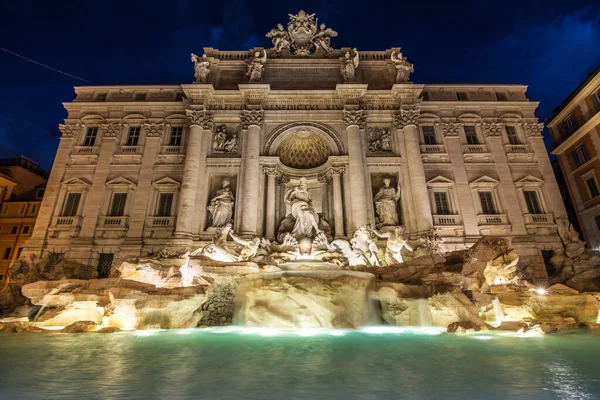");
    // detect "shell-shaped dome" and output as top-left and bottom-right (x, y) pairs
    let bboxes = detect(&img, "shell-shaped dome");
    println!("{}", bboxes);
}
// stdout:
(278, 131), (331, 169)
